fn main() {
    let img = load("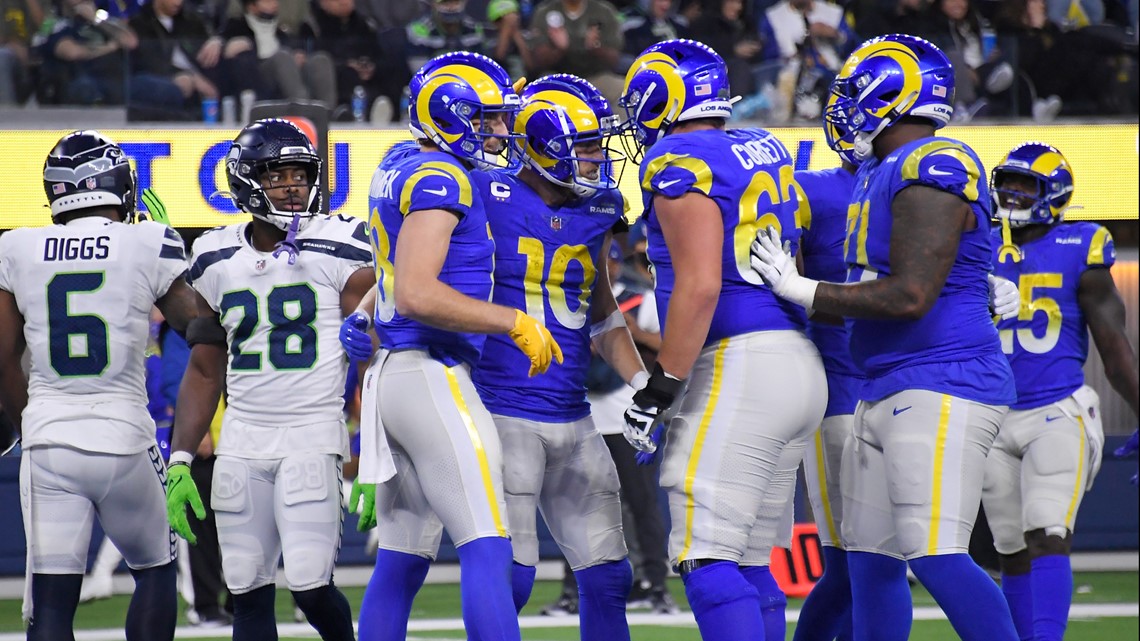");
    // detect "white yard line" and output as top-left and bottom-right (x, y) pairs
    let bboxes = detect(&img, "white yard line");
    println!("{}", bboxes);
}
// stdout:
(1, 602), (1134, 641)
